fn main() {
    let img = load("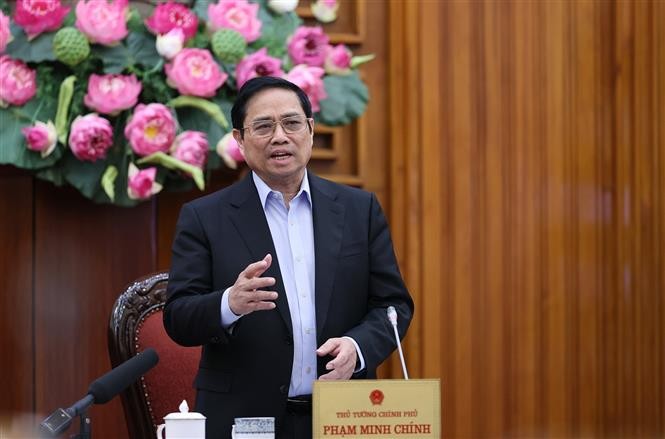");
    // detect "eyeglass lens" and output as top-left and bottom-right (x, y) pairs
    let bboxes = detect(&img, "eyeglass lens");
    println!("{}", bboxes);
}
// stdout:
(250, 116), (308, 136)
